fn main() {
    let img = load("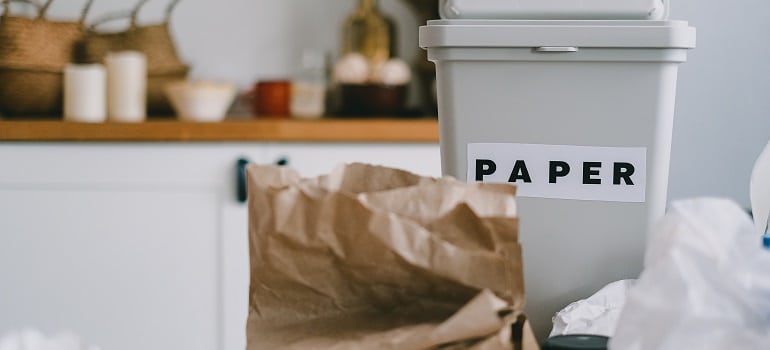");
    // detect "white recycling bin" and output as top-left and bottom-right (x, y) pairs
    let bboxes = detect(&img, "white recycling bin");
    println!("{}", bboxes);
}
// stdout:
(420, 19), (695, 337)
